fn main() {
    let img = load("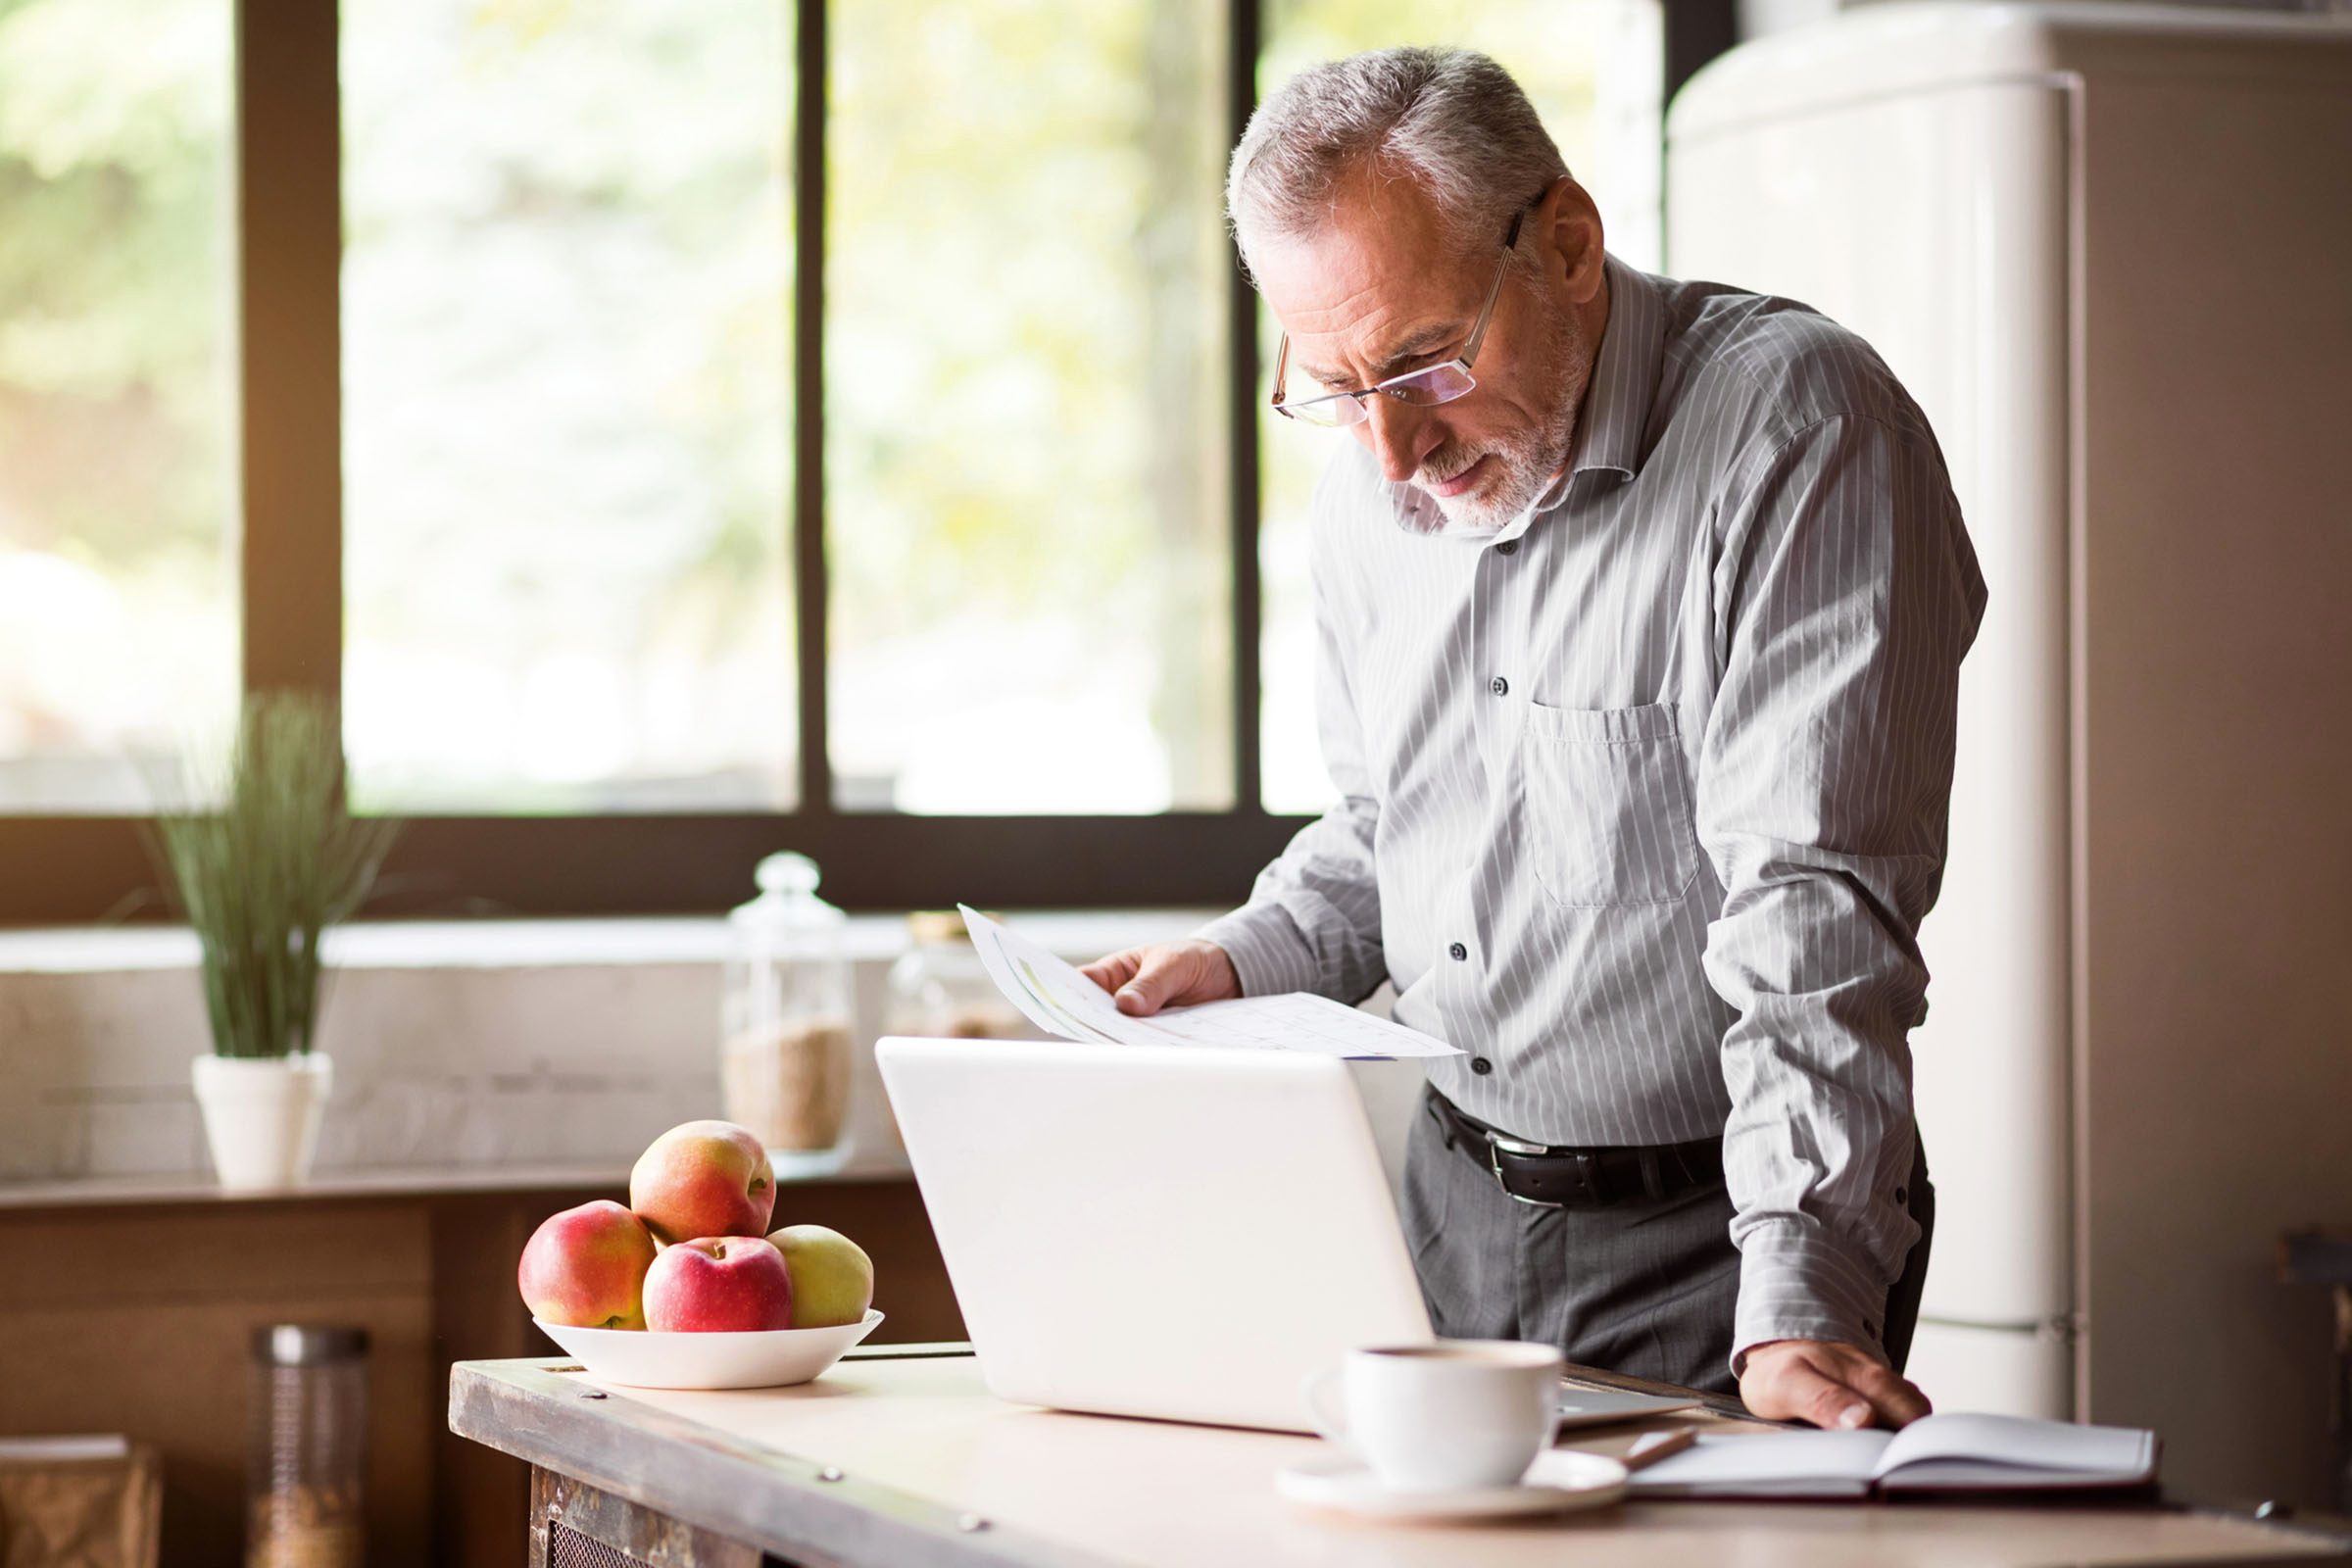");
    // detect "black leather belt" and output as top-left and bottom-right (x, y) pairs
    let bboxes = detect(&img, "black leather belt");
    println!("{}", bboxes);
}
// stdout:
(1425, 1089), (1725, 1210)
